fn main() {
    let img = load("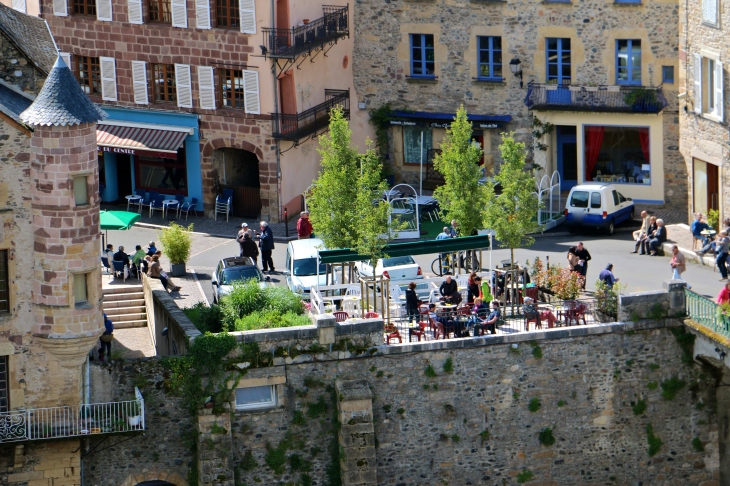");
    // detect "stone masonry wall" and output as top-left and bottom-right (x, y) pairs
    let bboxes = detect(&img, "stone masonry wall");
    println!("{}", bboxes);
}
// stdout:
(0, 35), (46, 95)
(88, 319), (719, 486)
